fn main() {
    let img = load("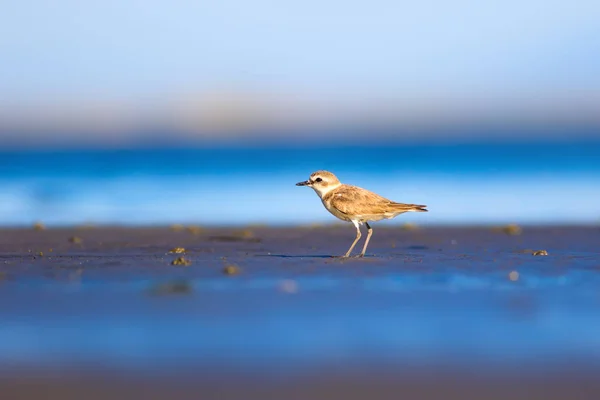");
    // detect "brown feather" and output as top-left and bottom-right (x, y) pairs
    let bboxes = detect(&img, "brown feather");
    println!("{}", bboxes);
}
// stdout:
(390, 203), (428, 212)
(322, 185), (427, 222)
